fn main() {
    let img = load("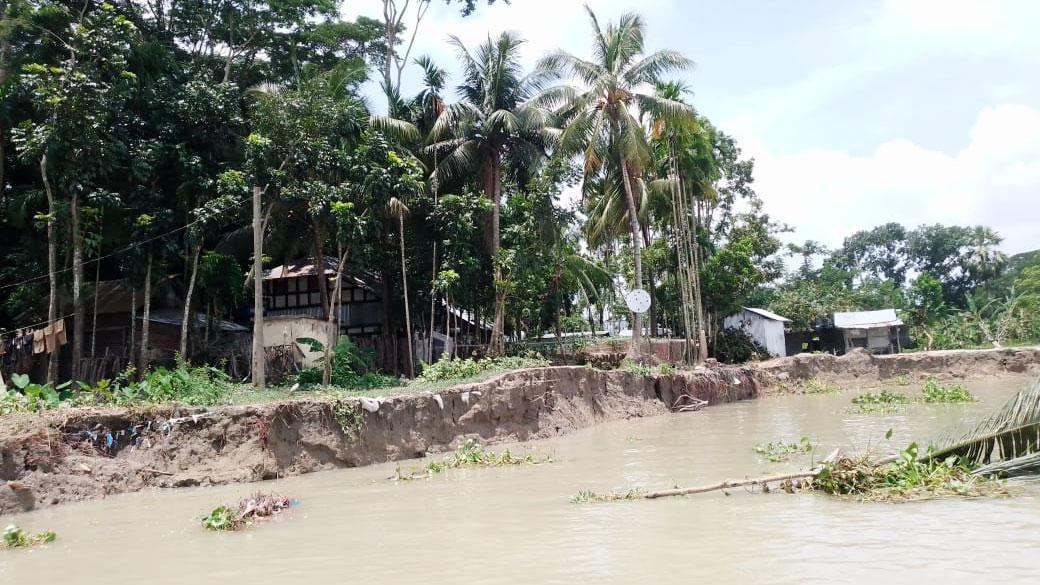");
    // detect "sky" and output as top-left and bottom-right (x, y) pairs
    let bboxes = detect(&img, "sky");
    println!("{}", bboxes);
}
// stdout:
(346, 0), (1040, 256)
